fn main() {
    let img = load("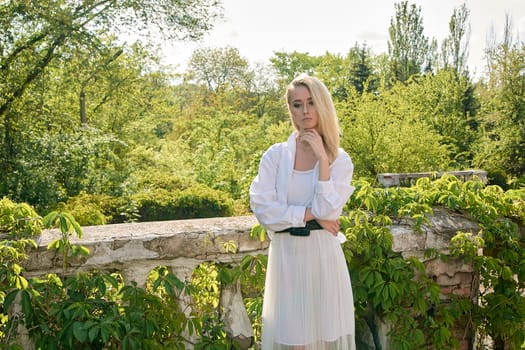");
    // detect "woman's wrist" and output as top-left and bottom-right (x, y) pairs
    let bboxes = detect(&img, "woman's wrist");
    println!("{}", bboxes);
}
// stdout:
(304, 207), (315, 222)
(318, 158), (330, 181)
